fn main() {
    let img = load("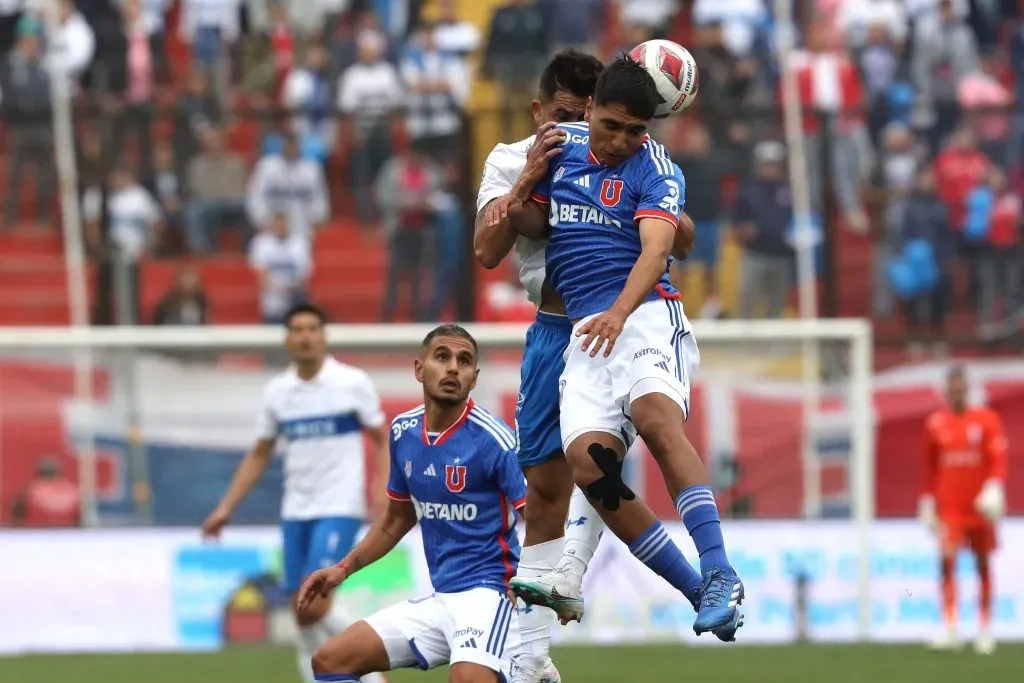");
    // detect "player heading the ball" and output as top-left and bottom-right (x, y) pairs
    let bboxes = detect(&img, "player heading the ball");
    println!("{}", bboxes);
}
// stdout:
(300, 324), (528, 683)
(504, 55), (744, 639)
